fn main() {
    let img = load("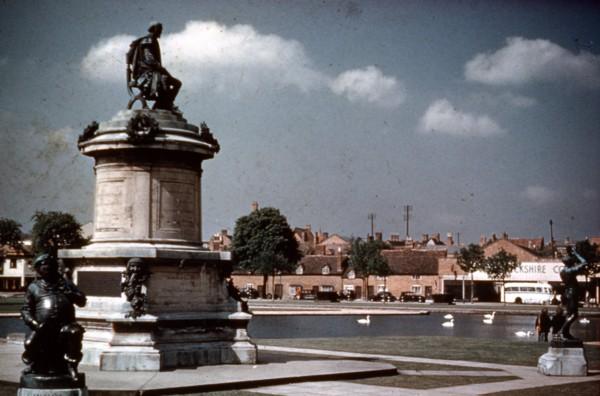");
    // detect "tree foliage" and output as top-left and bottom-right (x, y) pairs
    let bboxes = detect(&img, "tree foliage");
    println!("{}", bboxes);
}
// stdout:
(575, 239), (599, 276)
(349, 238), (391, 298)
(0, 218), (23, 249)
(481, 249), (519, 281)
(457, 243), (485, 302)
(231, 207), (301, 296)
(31, 211), (86, 256)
